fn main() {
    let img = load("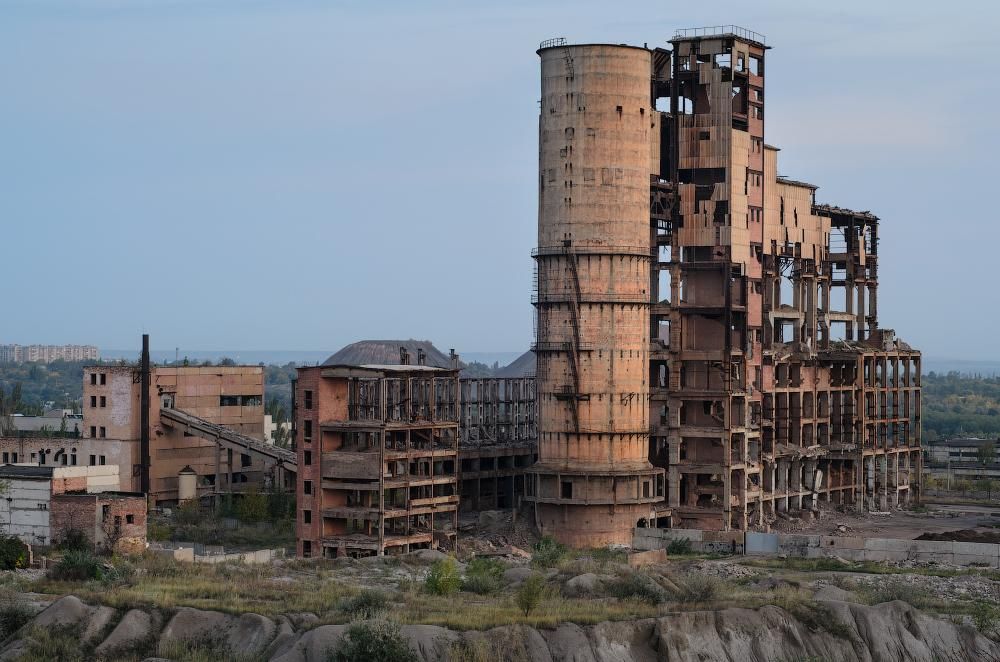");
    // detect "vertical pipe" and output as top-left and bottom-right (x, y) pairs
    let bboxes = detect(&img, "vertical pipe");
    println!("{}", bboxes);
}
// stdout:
(140, 334), (150, 495)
